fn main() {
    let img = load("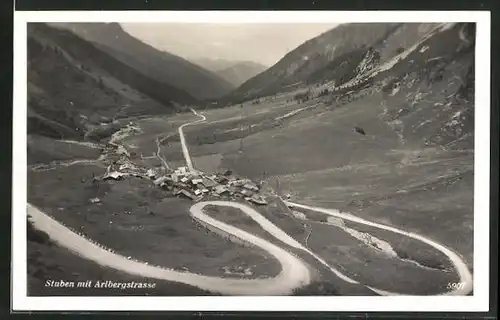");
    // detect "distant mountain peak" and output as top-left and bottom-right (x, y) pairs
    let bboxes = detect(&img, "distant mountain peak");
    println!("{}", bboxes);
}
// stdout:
(208, 60), (268, 87)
